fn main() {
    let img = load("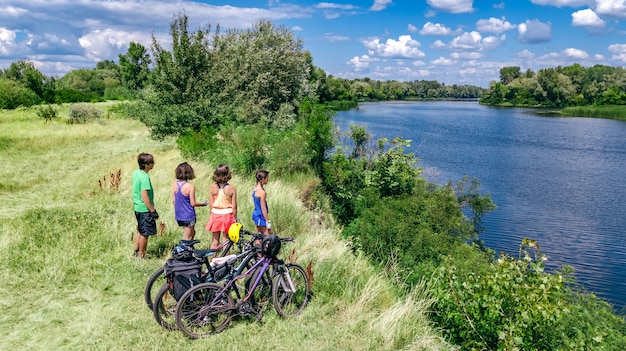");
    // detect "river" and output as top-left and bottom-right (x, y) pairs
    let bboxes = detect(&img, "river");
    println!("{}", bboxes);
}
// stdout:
(333, 101), (626, 311)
